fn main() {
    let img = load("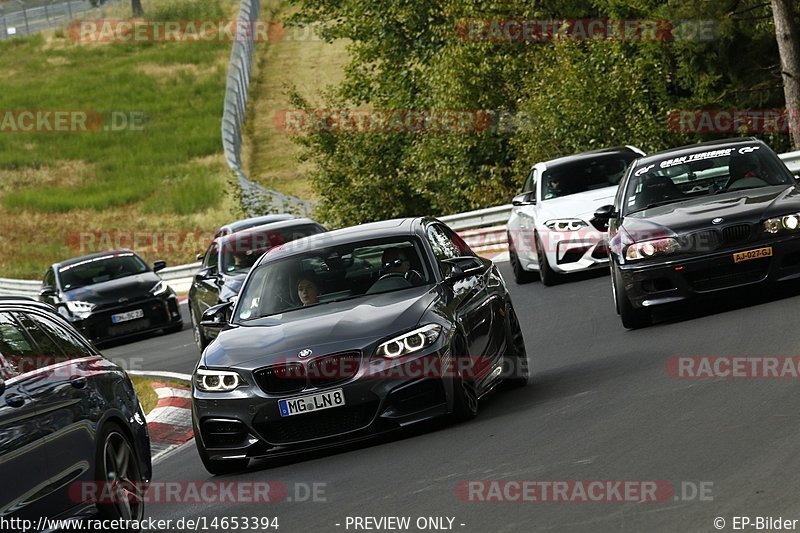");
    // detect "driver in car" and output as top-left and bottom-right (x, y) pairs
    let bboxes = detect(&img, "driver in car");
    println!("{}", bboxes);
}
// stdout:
(381, 248), (411, 275)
